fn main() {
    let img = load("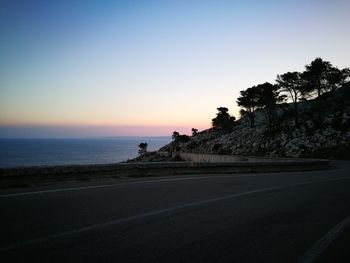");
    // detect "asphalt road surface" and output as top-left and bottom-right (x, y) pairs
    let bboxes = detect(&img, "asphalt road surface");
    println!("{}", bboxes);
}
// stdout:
(1, 161), (350, 263)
